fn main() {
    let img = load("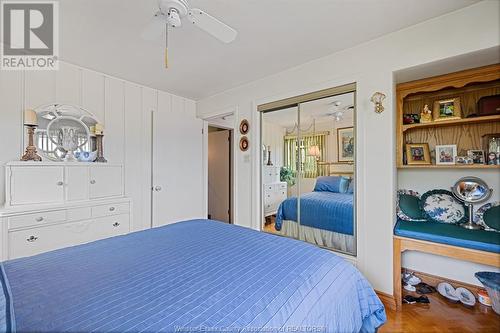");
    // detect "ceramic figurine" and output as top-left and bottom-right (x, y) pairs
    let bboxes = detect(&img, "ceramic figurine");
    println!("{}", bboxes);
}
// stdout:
(420, 104), (433, 123)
